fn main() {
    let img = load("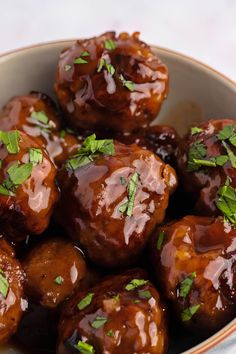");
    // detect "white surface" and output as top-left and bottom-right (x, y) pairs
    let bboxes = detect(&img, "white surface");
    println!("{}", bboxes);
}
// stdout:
(1, 0), (236, 82)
